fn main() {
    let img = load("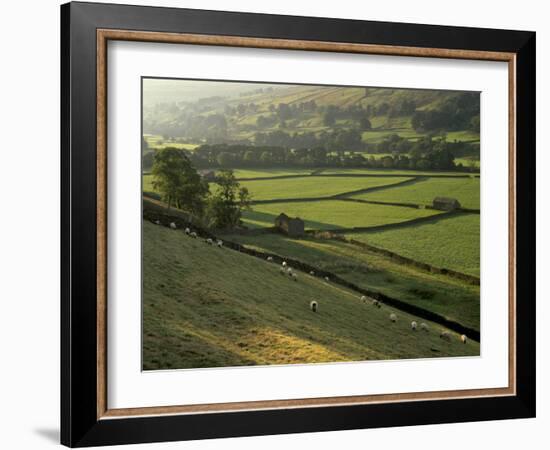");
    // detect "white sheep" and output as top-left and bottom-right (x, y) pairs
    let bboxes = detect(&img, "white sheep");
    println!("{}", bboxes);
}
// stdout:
(287, 267), (293, 275)
(206, 238), (213, 245)
(460, 334), (467, 344)
(420, 323), (429, 332)
(440, 331), (451, 341)
(267, 256), (273, 262)
(360, 295), (367, 303)
(154, 219), (160, 225)
(309, 270), (315, 276)
(310, 301), (318, 312)
(184, 227), (190, 234)
(372, 299), (381, 308)
(389, 313), (397, 322)
(190, 232), (198, 238)
(291, 273), (298, 282)
(282, 261), (287, 267)
(169, 222), (177, 230)
(279, 267), (286, 275)
(324, 276), (330, 282)
(411, 321), (417, 331)
(217, 239), (223, 248)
